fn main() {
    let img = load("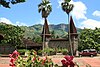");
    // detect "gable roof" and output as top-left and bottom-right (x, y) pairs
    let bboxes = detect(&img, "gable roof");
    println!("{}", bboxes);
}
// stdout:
(23, 39), (42, 47)
(70, 16), (77, 34)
